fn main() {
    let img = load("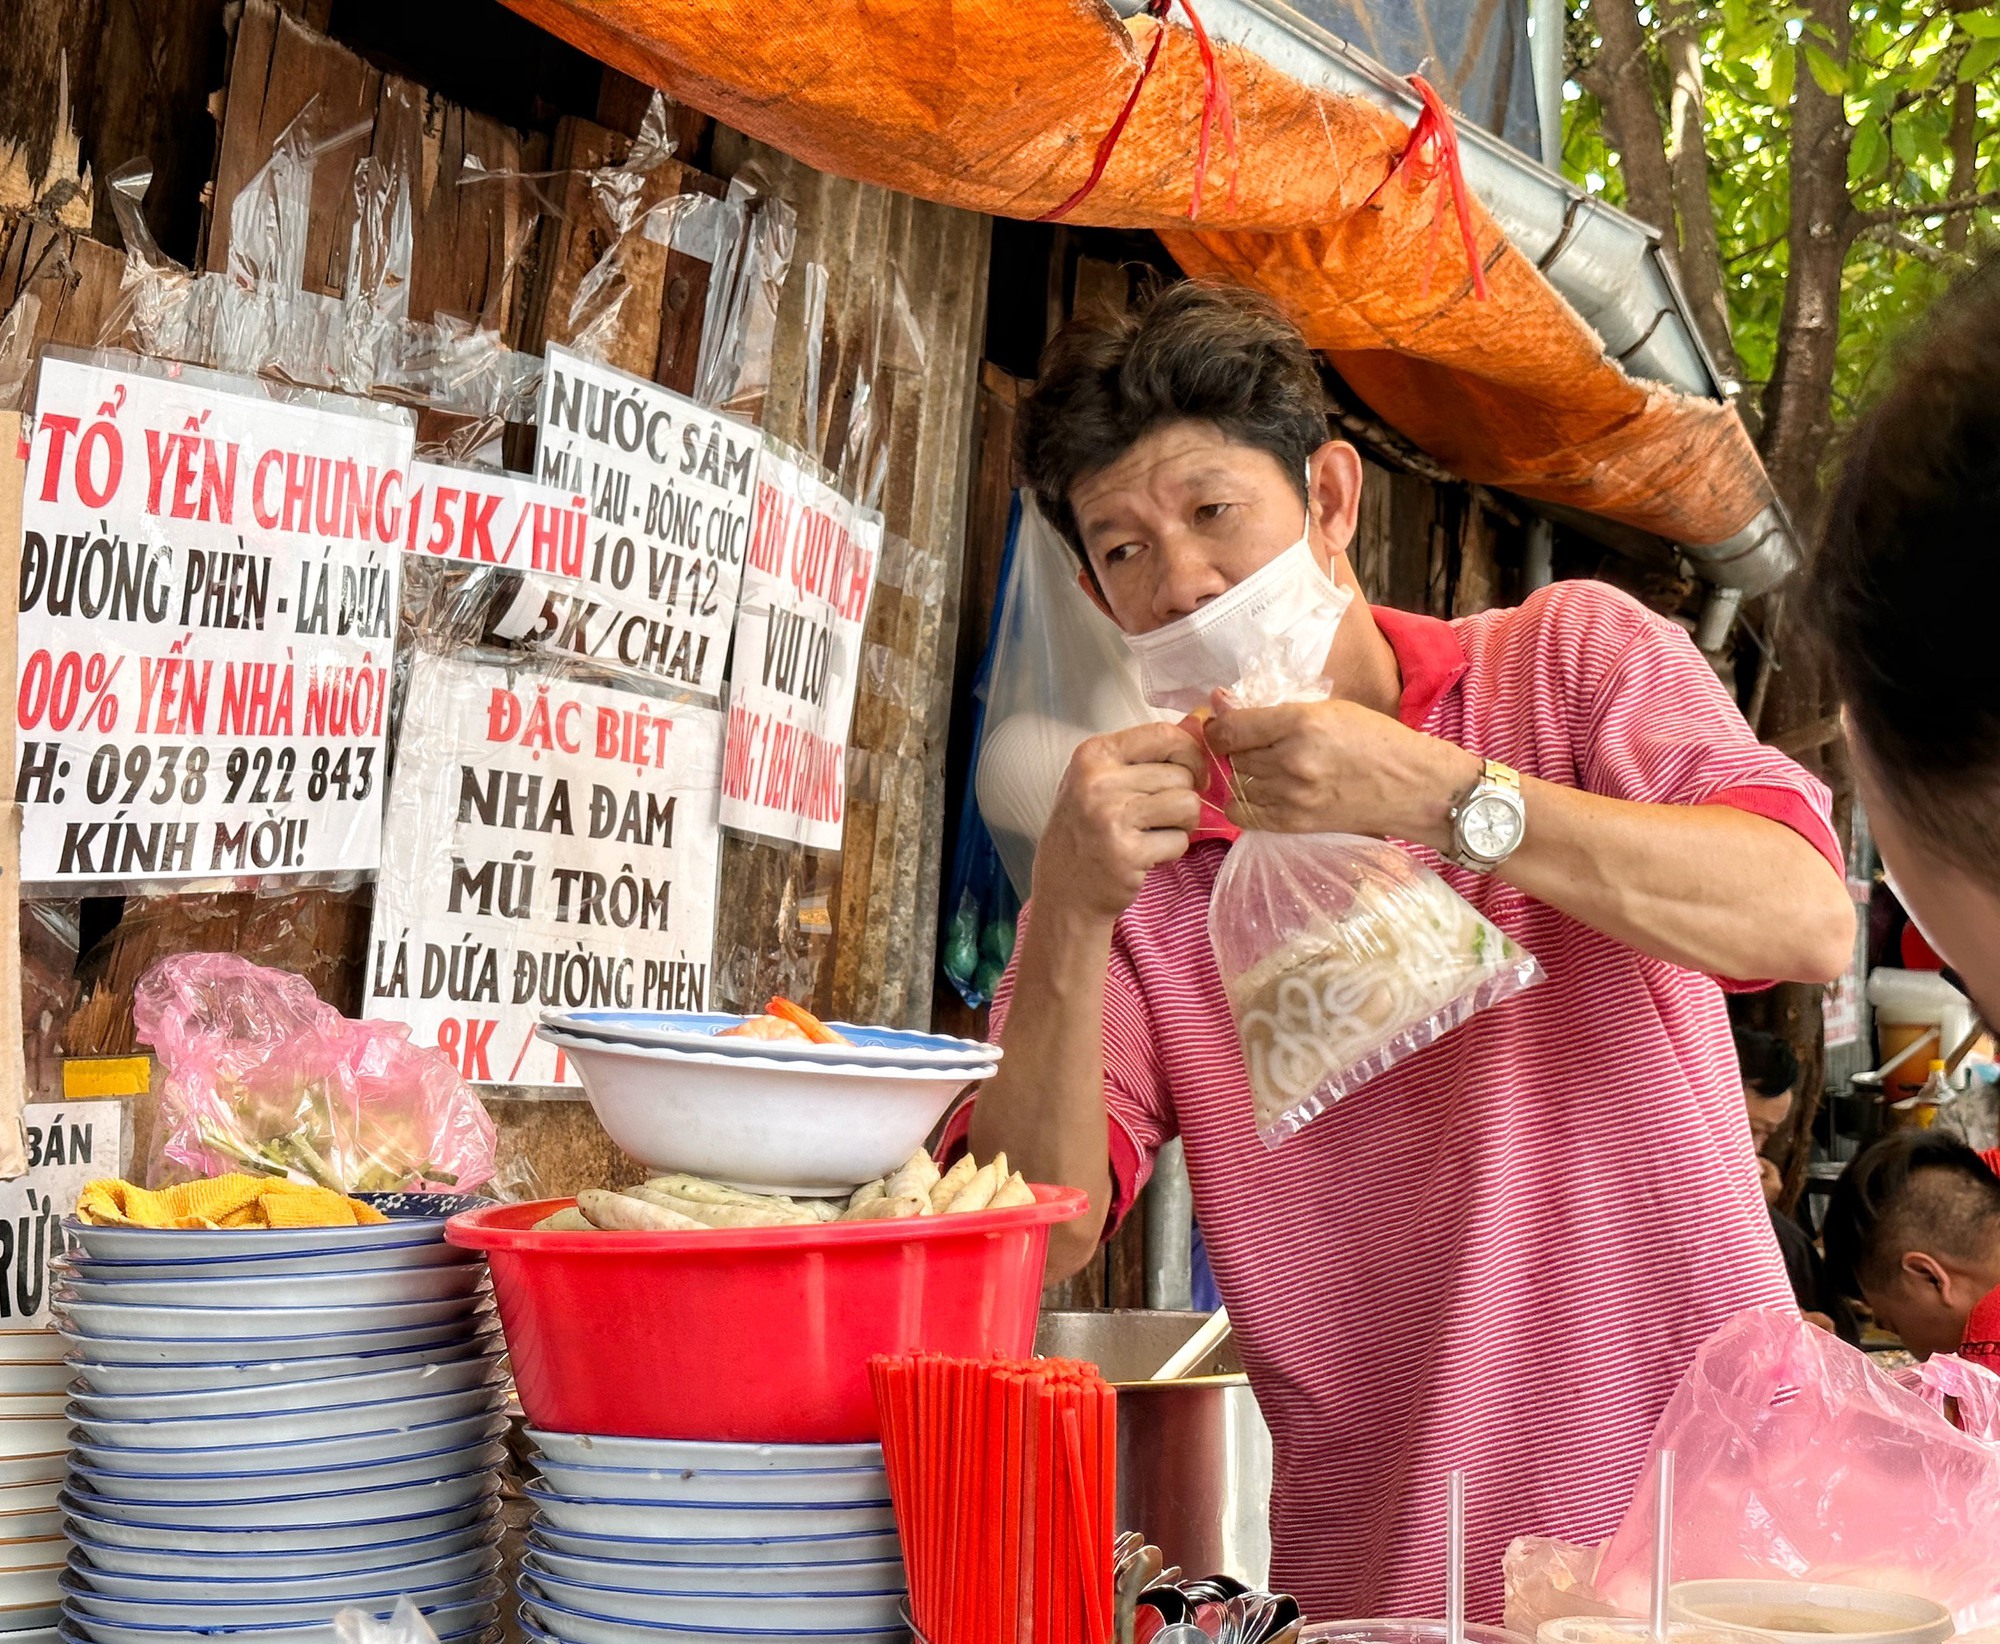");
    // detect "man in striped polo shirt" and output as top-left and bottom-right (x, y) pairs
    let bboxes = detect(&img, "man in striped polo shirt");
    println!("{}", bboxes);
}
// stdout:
(966, 283), (1855, 1619)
